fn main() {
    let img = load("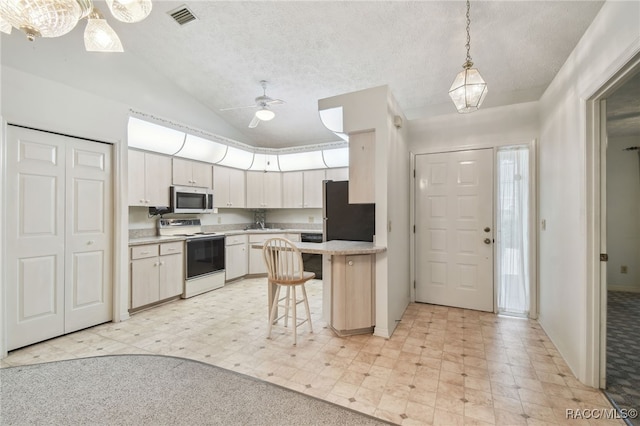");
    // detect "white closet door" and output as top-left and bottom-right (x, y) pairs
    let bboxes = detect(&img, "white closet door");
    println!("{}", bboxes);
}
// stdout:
(6, 126), (67, 350)
(415, 149), (494, 312)
(5, 126), (113, 350)
(65, 140), (113, 333)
